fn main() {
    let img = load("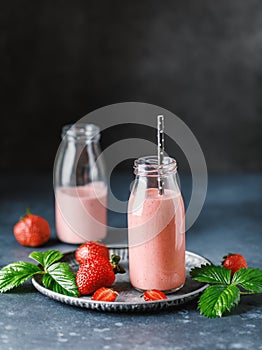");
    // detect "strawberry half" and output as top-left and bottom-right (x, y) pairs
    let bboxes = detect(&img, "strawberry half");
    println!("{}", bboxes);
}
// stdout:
(75, 241), (109, 265)
(222, 253), (248, 275)
(91, 287), (118, 302)
(143, 289), (167, 301)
